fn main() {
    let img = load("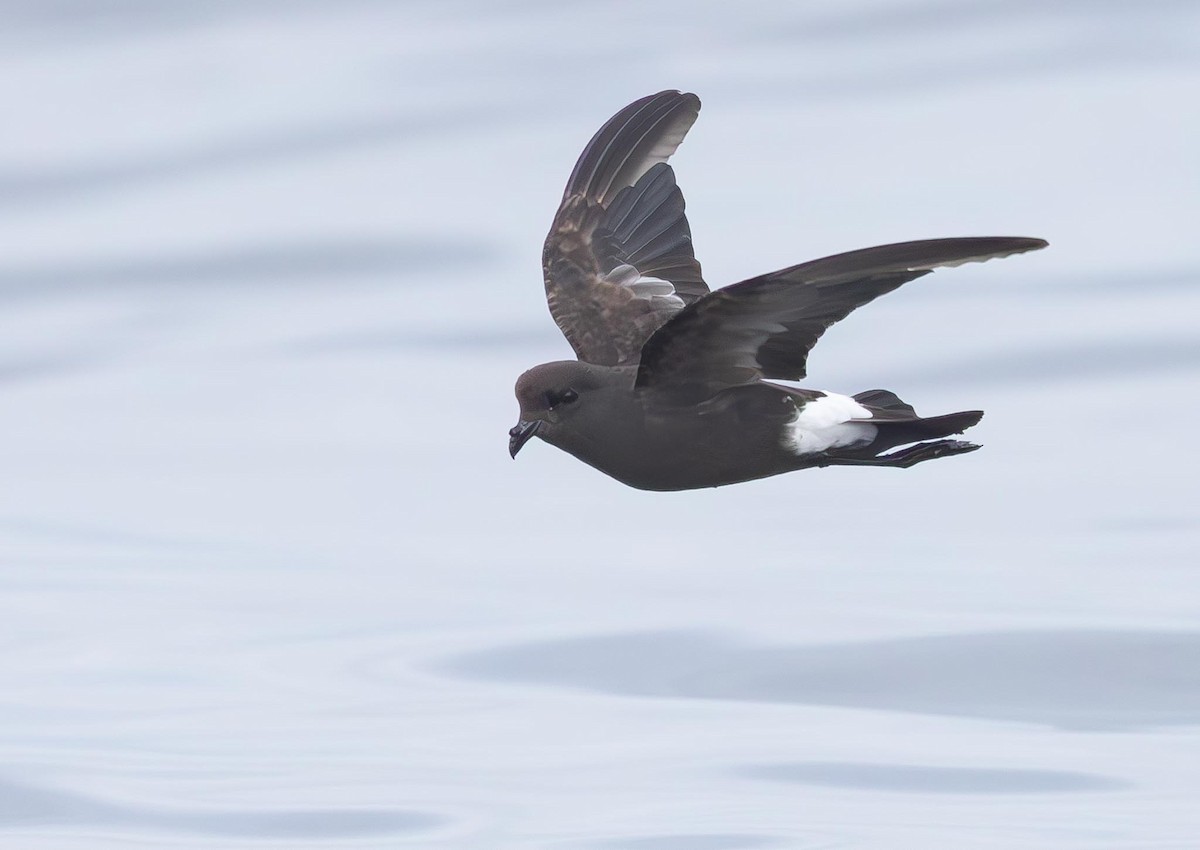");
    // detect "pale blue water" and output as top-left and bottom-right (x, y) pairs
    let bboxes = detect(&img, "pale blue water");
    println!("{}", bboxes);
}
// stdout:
(1, 2), (1199, 847)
